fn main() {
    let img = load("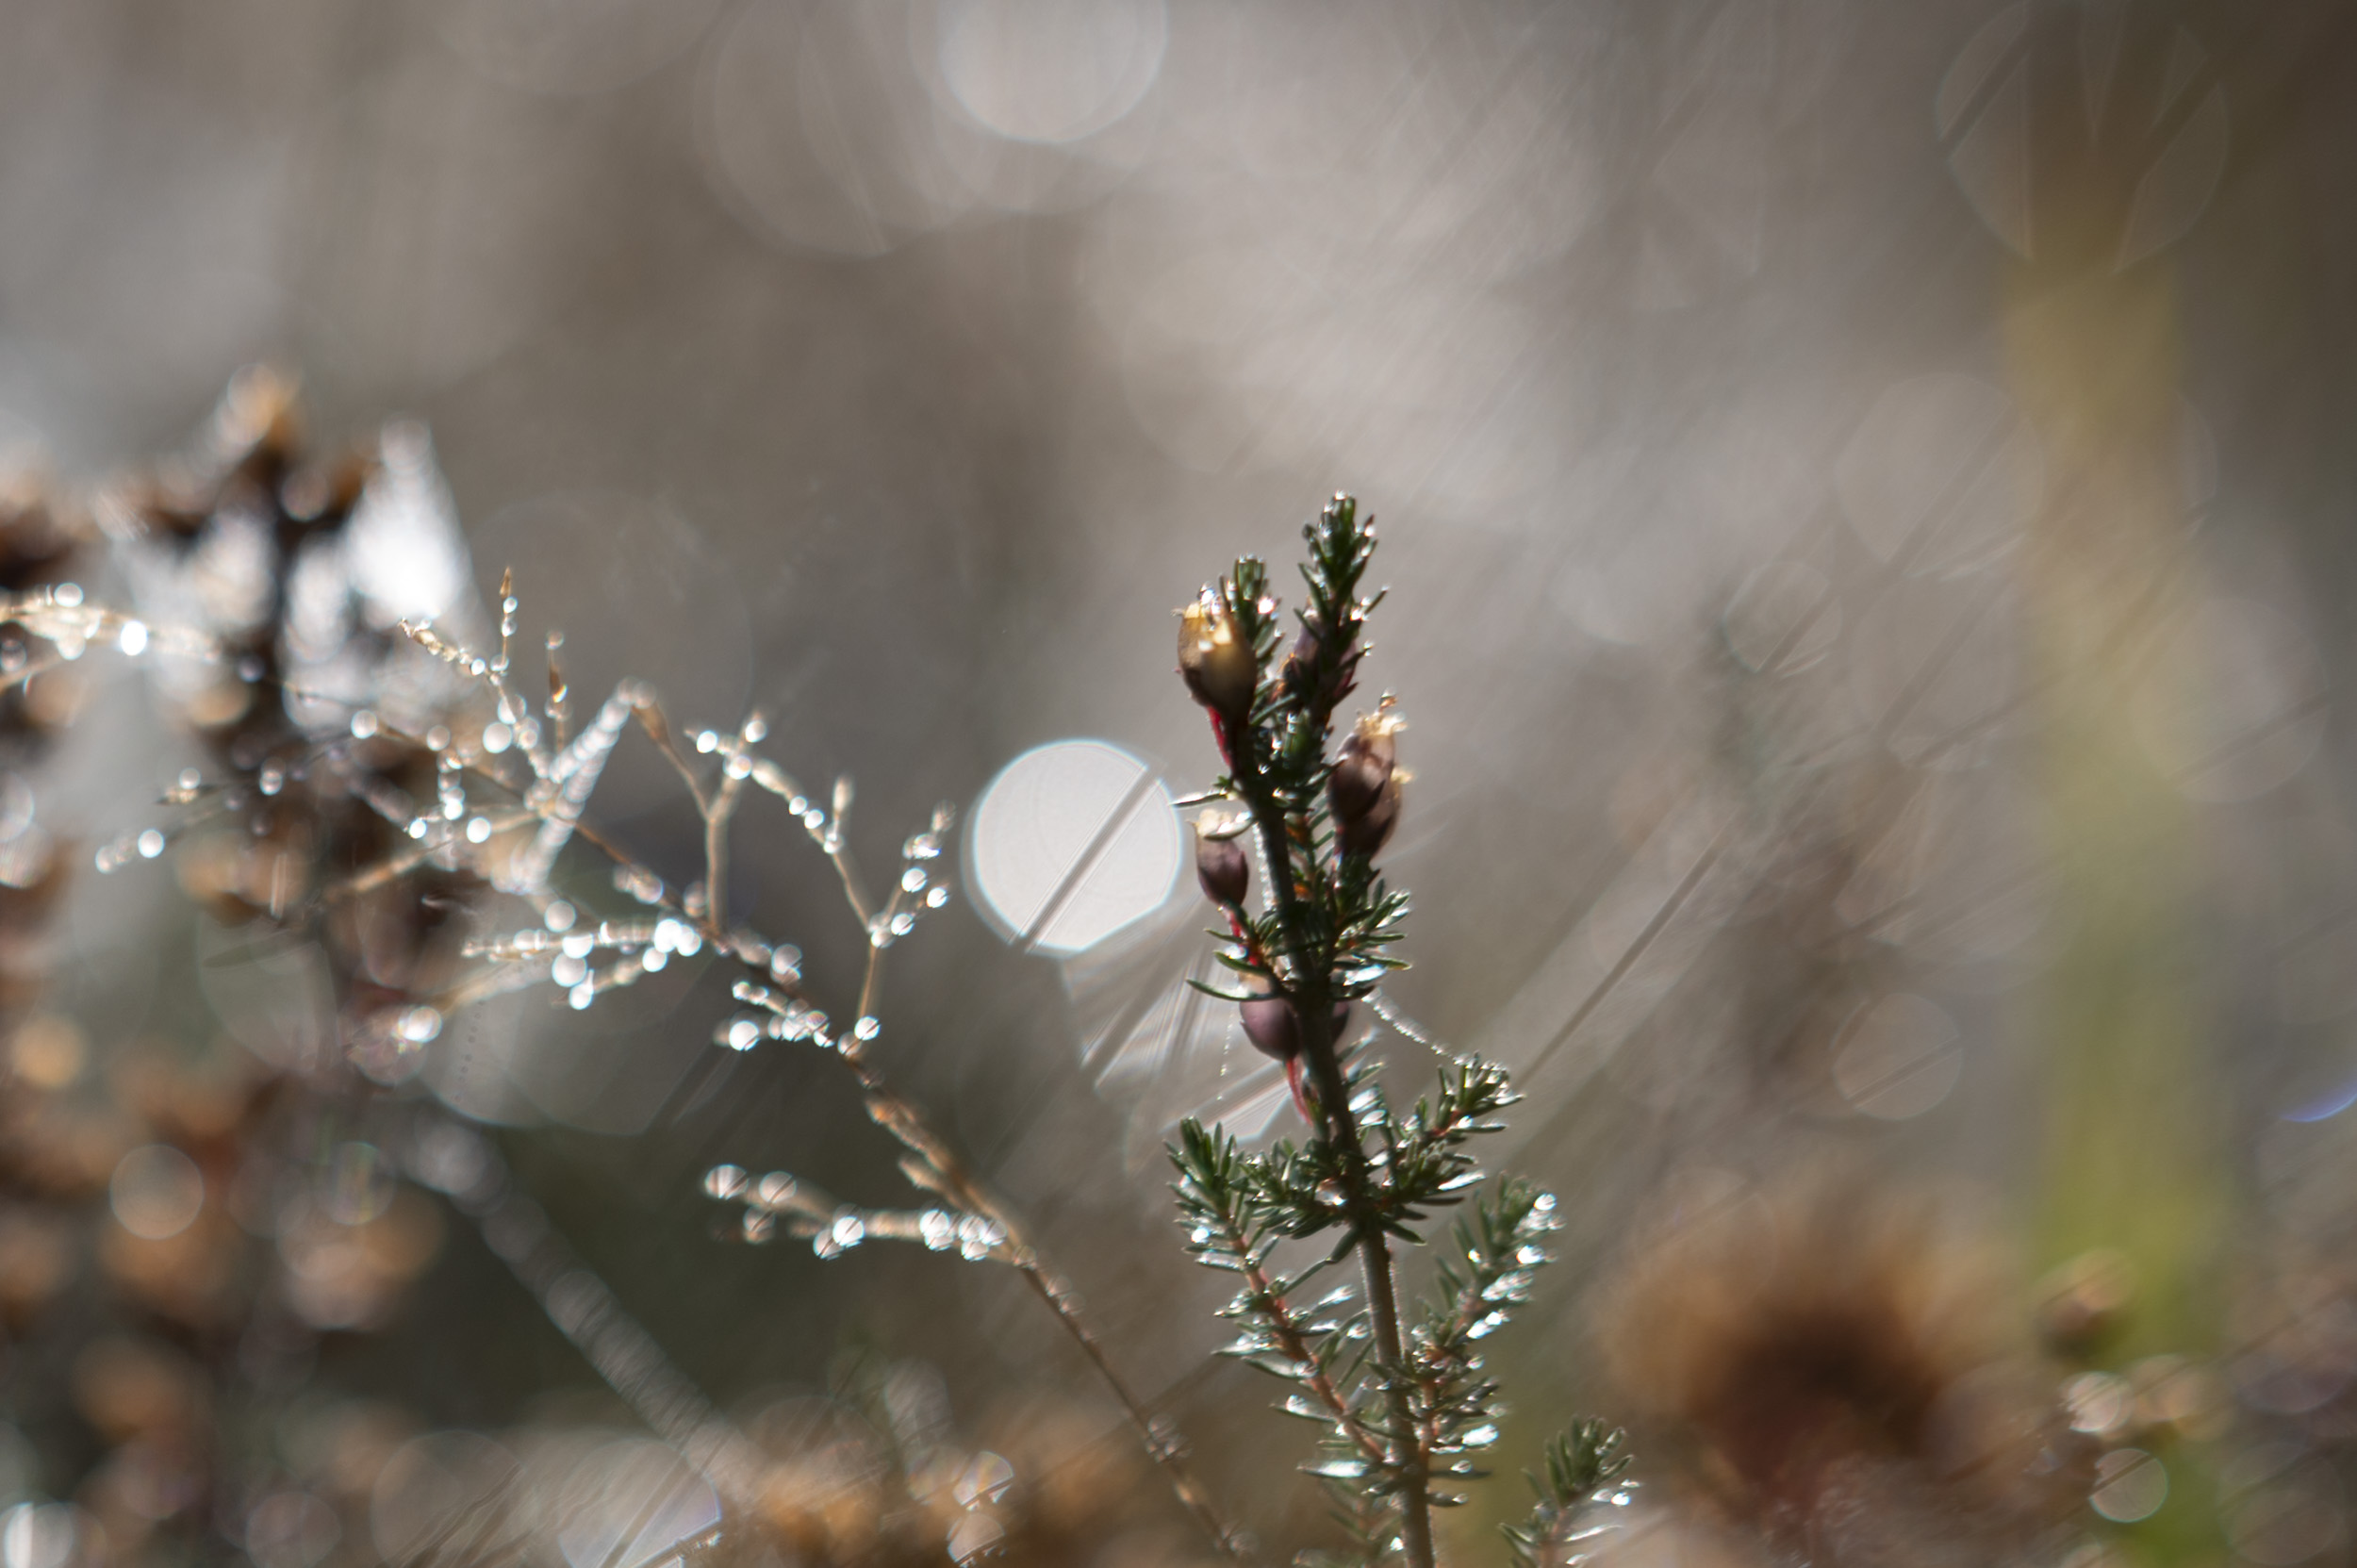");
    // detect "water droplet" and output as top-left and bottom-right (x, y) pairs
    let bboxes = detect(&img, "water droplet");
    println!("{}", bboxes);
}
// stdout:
(889, 912), (916, 936)
(569, 983), (595, 1011)
(920, 1211), (956, 1250)
(954, 1452), (1015, 1509)
(957, 1214), (1002, 1261)
(465, 817), (492, 844)
(52, 583), (80, 607)
(136, 829), (165, 859)
(853, 1016), (881, 1043)
(904, 832), (941, 861)
(117, 619), (147, 656)
(703, 1164), (748, 1200)
(725, 1017), (761, 1051)
(407, 818), (430, 840)
(425, 725), (452, 752)
(724, 753), (750, 781)
(948, 1512), (1003, 1565)
(552, 954), (588, 986)
(768, 945), (802, 982)
(482, 721), (513, 754)
(641, 947), (668, 973)
(742, 716), (767, 743)
(257, 764), (285, 797)
(544, 900), (577, 933)
(901, 867), (929, 893)
(926, 886), (951, 909)
(350, 710), (380, 739)
(562, 933), (596, 958)
(830, 1212), (865, 1249)
(399, 1006), (443, 1044)
(176, 767), (203, 793)
(742, 1210), (775, 1243)
(695, 731), (718, 754)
